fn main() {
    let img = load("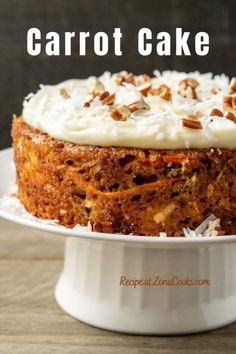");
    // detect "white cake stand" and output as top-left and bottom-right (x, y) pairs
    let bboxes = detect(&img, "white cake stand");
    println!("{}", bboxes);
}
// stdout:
(1, 148), (236, 335)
